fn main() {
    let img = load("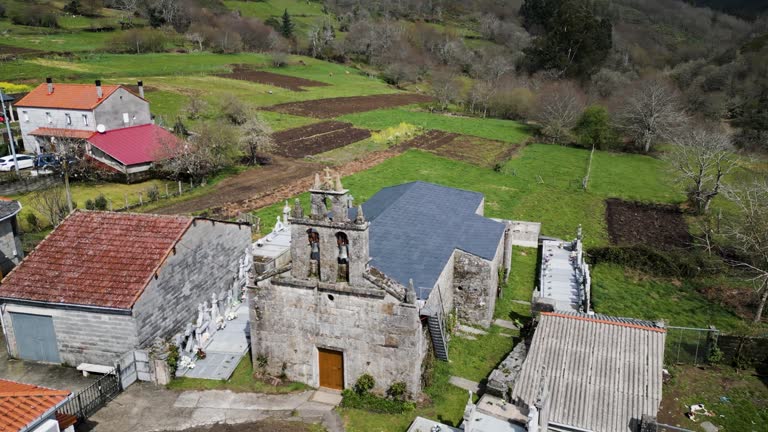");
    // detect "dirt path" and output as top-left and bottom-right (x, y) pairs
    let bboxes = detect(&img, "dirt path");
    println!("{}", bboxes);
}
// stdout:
(153, 157), (322, 215)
